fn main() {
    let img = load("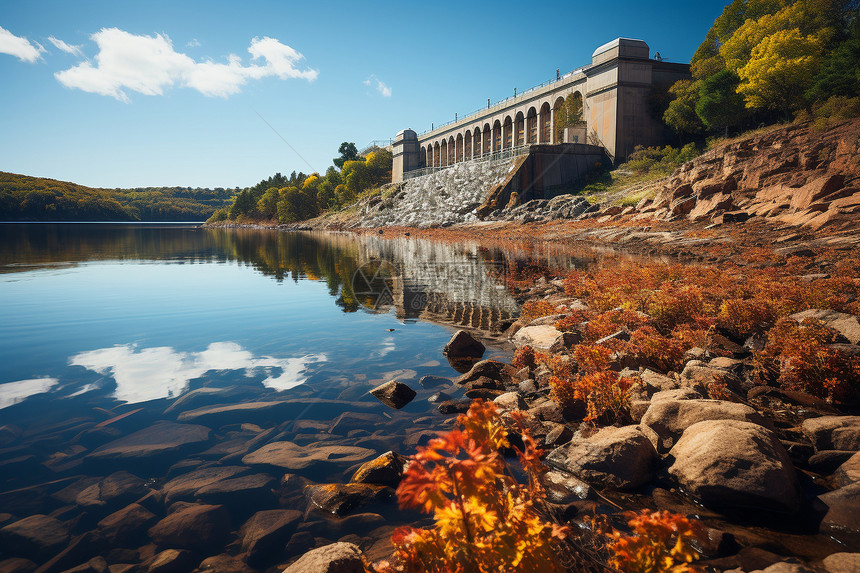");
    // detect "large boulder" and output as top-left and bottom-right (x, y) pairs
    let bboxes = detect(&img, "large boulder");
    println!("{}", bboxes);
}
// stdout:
(668, 420), (801, 514)
(822, 552), (860, 573)
(443, 330), (485, 358)
(512, 325), (566, 352)
(147, 504), (231, 553)
(282, 542), (365, 573)
(833, 451), (860, 488)
(790, 309), (860, 344)
(76, 471), (148, 509)
(545, 425), (658, 490)
(641, 399), (767, 442)
(801, 416), (860, 452)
